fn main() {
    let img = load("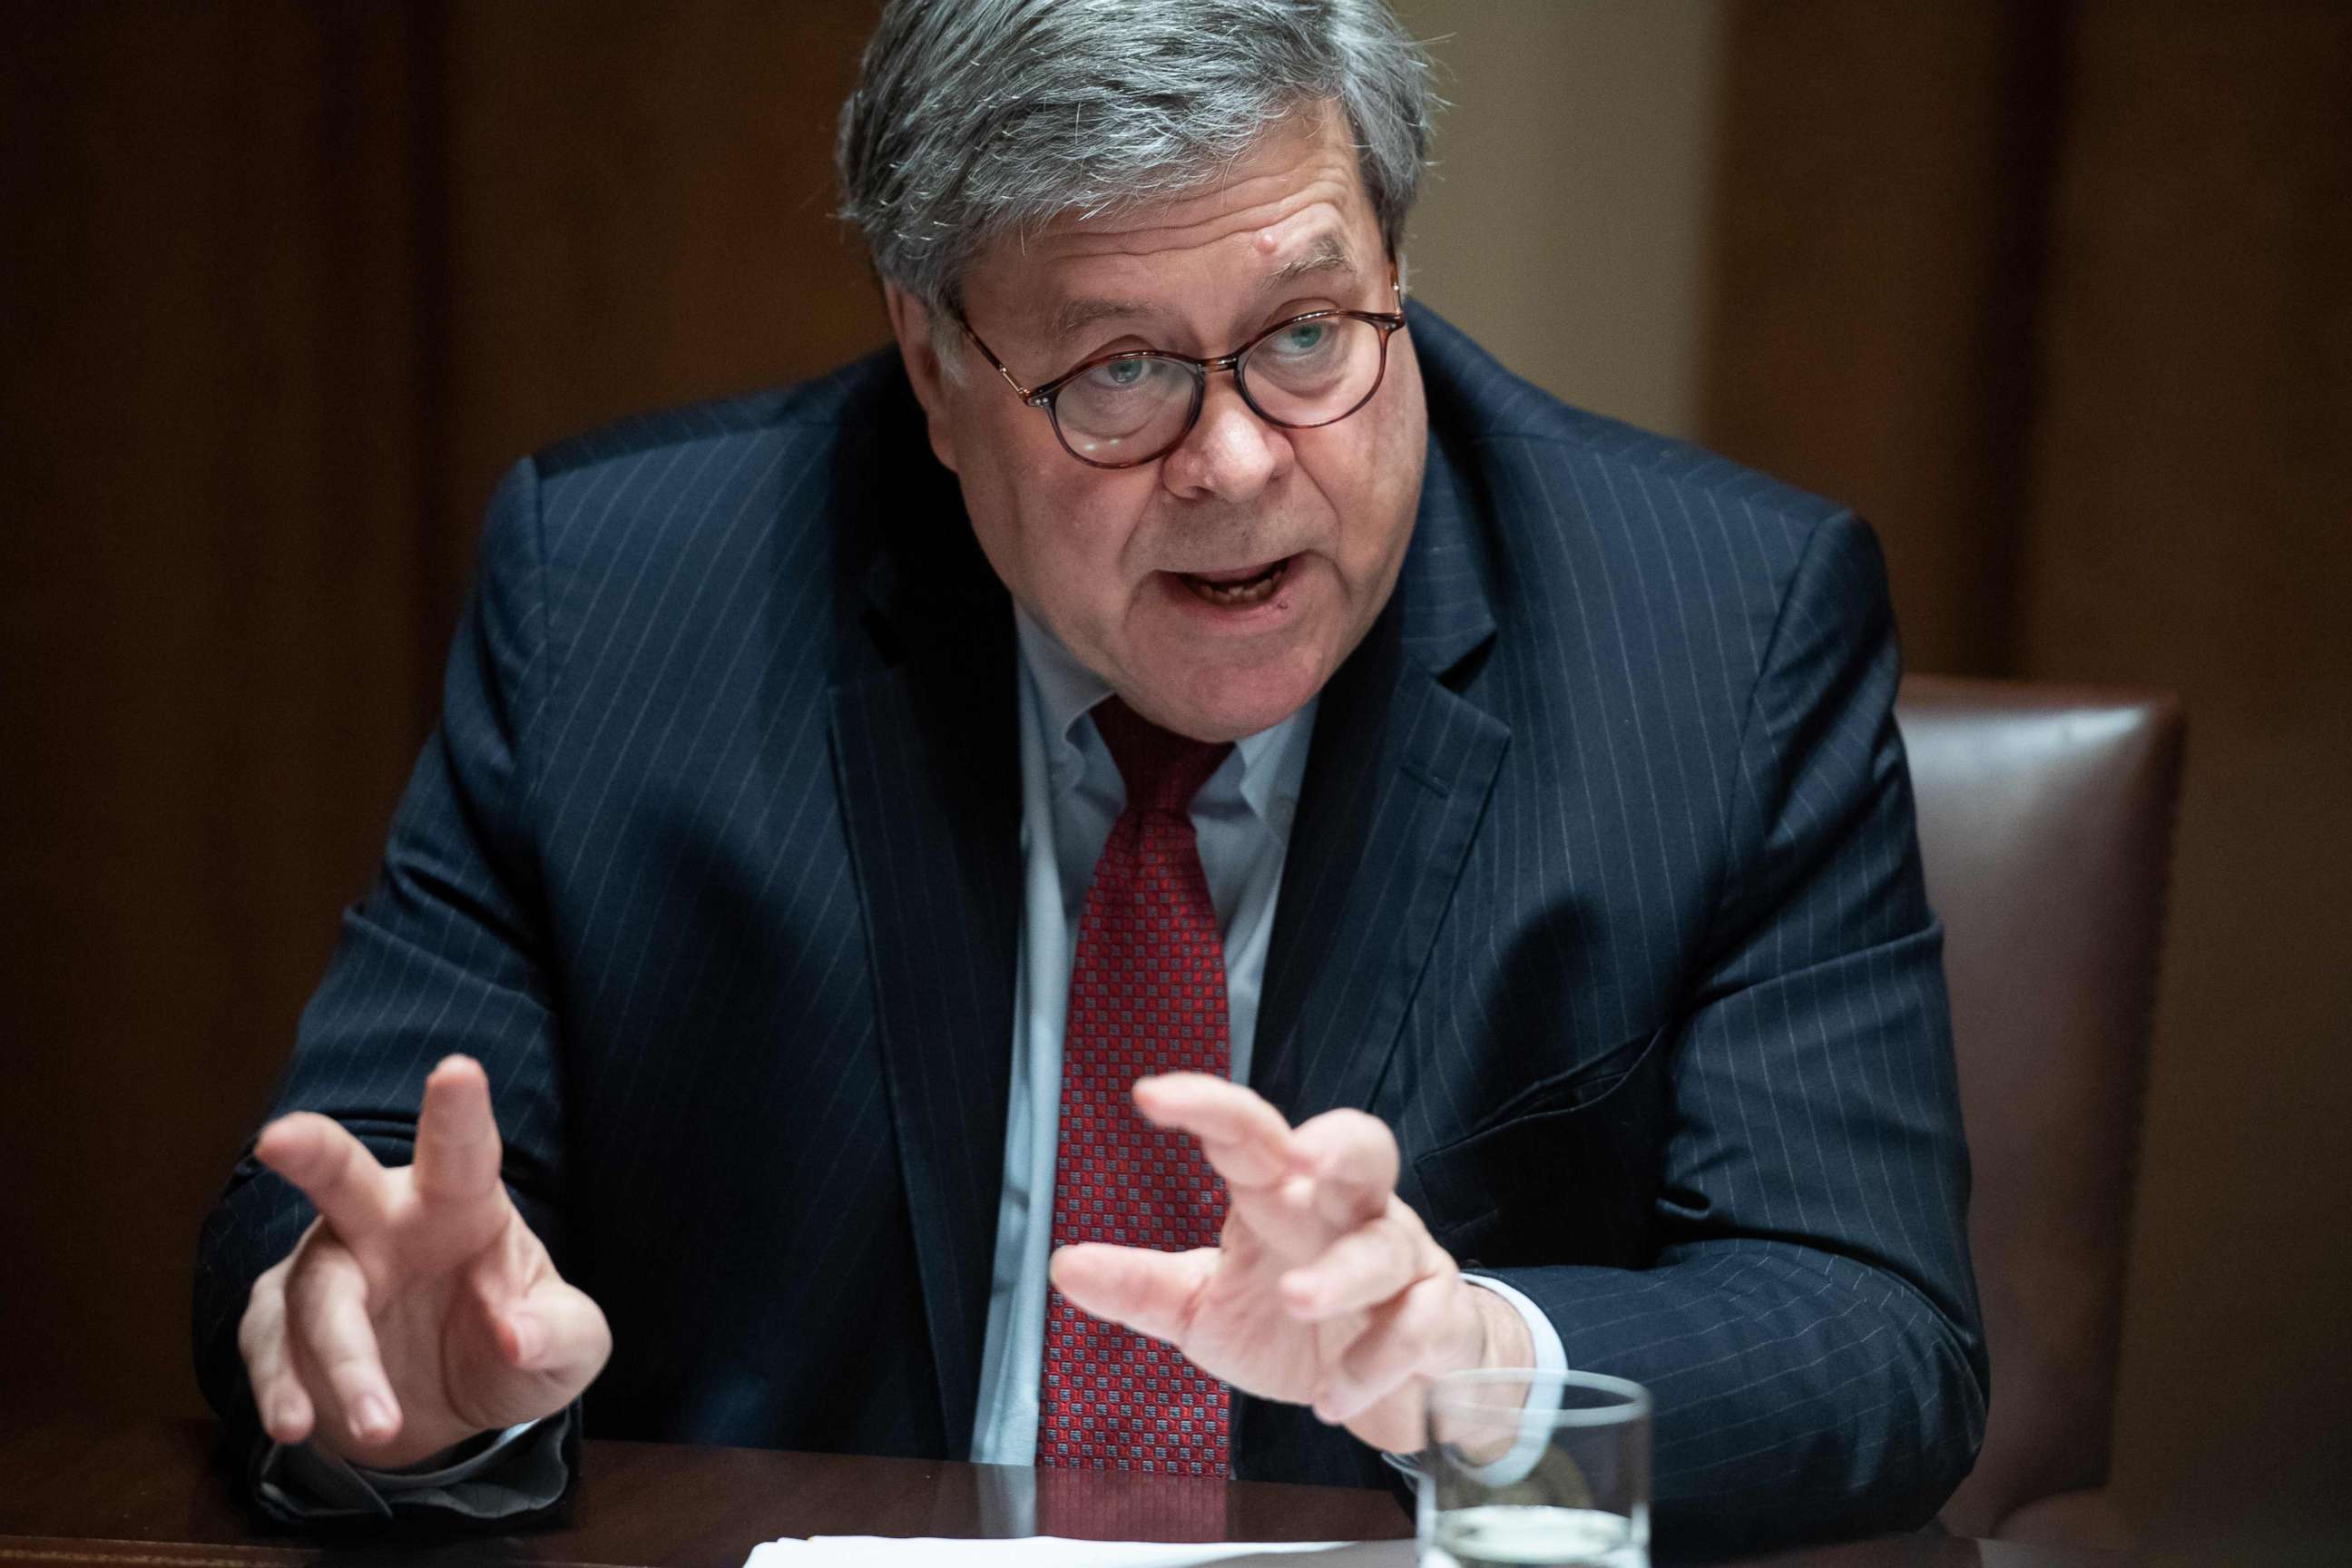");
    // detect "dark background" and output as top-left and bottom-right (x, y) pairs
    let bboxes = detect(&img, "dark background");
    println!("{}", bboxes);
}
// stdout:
(4, 4), (2346, 1562)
